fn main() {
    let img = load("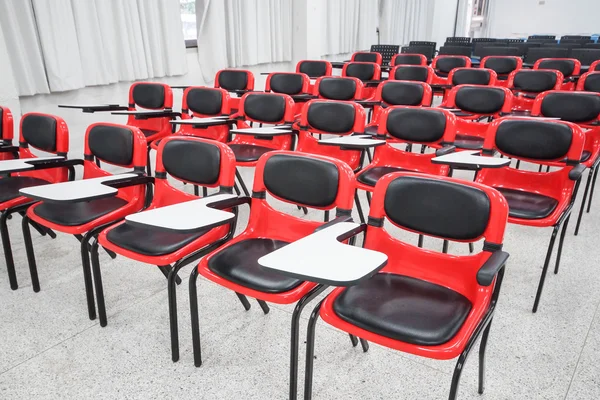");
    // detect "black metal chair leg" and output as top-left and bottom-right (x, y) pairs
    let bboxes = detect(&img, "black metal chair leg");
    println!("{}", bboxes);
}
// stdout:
(203, 187), (208, 197)
(575, 167), (593, 235)
(146, 146), (152, 176)
(469, 243), (474, 253)
(349, 334), (358, 347)
(324, 210), (329, 222)
(420, 144), (426, 154)
(554, 215), (571, 274)
(80, 231), (98, 320)
(448, 353), (466, 400)
(418, 235), (424, 248)
(359, 338), (369, 353)
(233, 182), (241, 195)
(257, 299), (270, 314)
(235, 292), (252, 310)
(90, 239), (108, 327)
(167, 261), (186, 362)
(515, 159), (521, 169)
(235, 169), (250, 197)
(1, 211), (18, 290)
(532, 224), (560, 313)
(354, 191), (366, 224)
(189, 268), (203, 367)
(586, 166), (599, 213)
(365, 191), (371, 206)
(21, 216), (40, 292)
(158, 265), (182, 285)
(194, 185), (199, 196)
(478, 319), (494, 394)
(290, 285), (327, 400)
(442, 240), (449, 253)
(304, 300), (324, 400)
